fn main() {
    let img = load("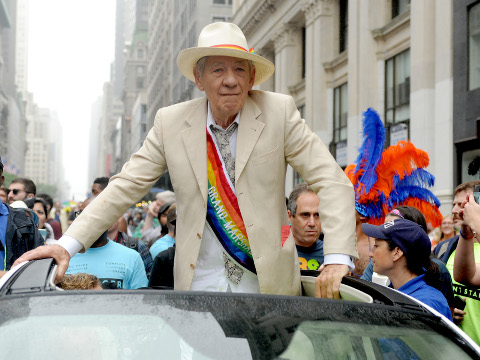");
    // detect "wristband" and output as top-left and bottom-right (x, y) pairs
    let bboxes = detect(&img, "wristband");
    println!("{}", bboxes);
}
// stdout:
(460, 230), (474, 240)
